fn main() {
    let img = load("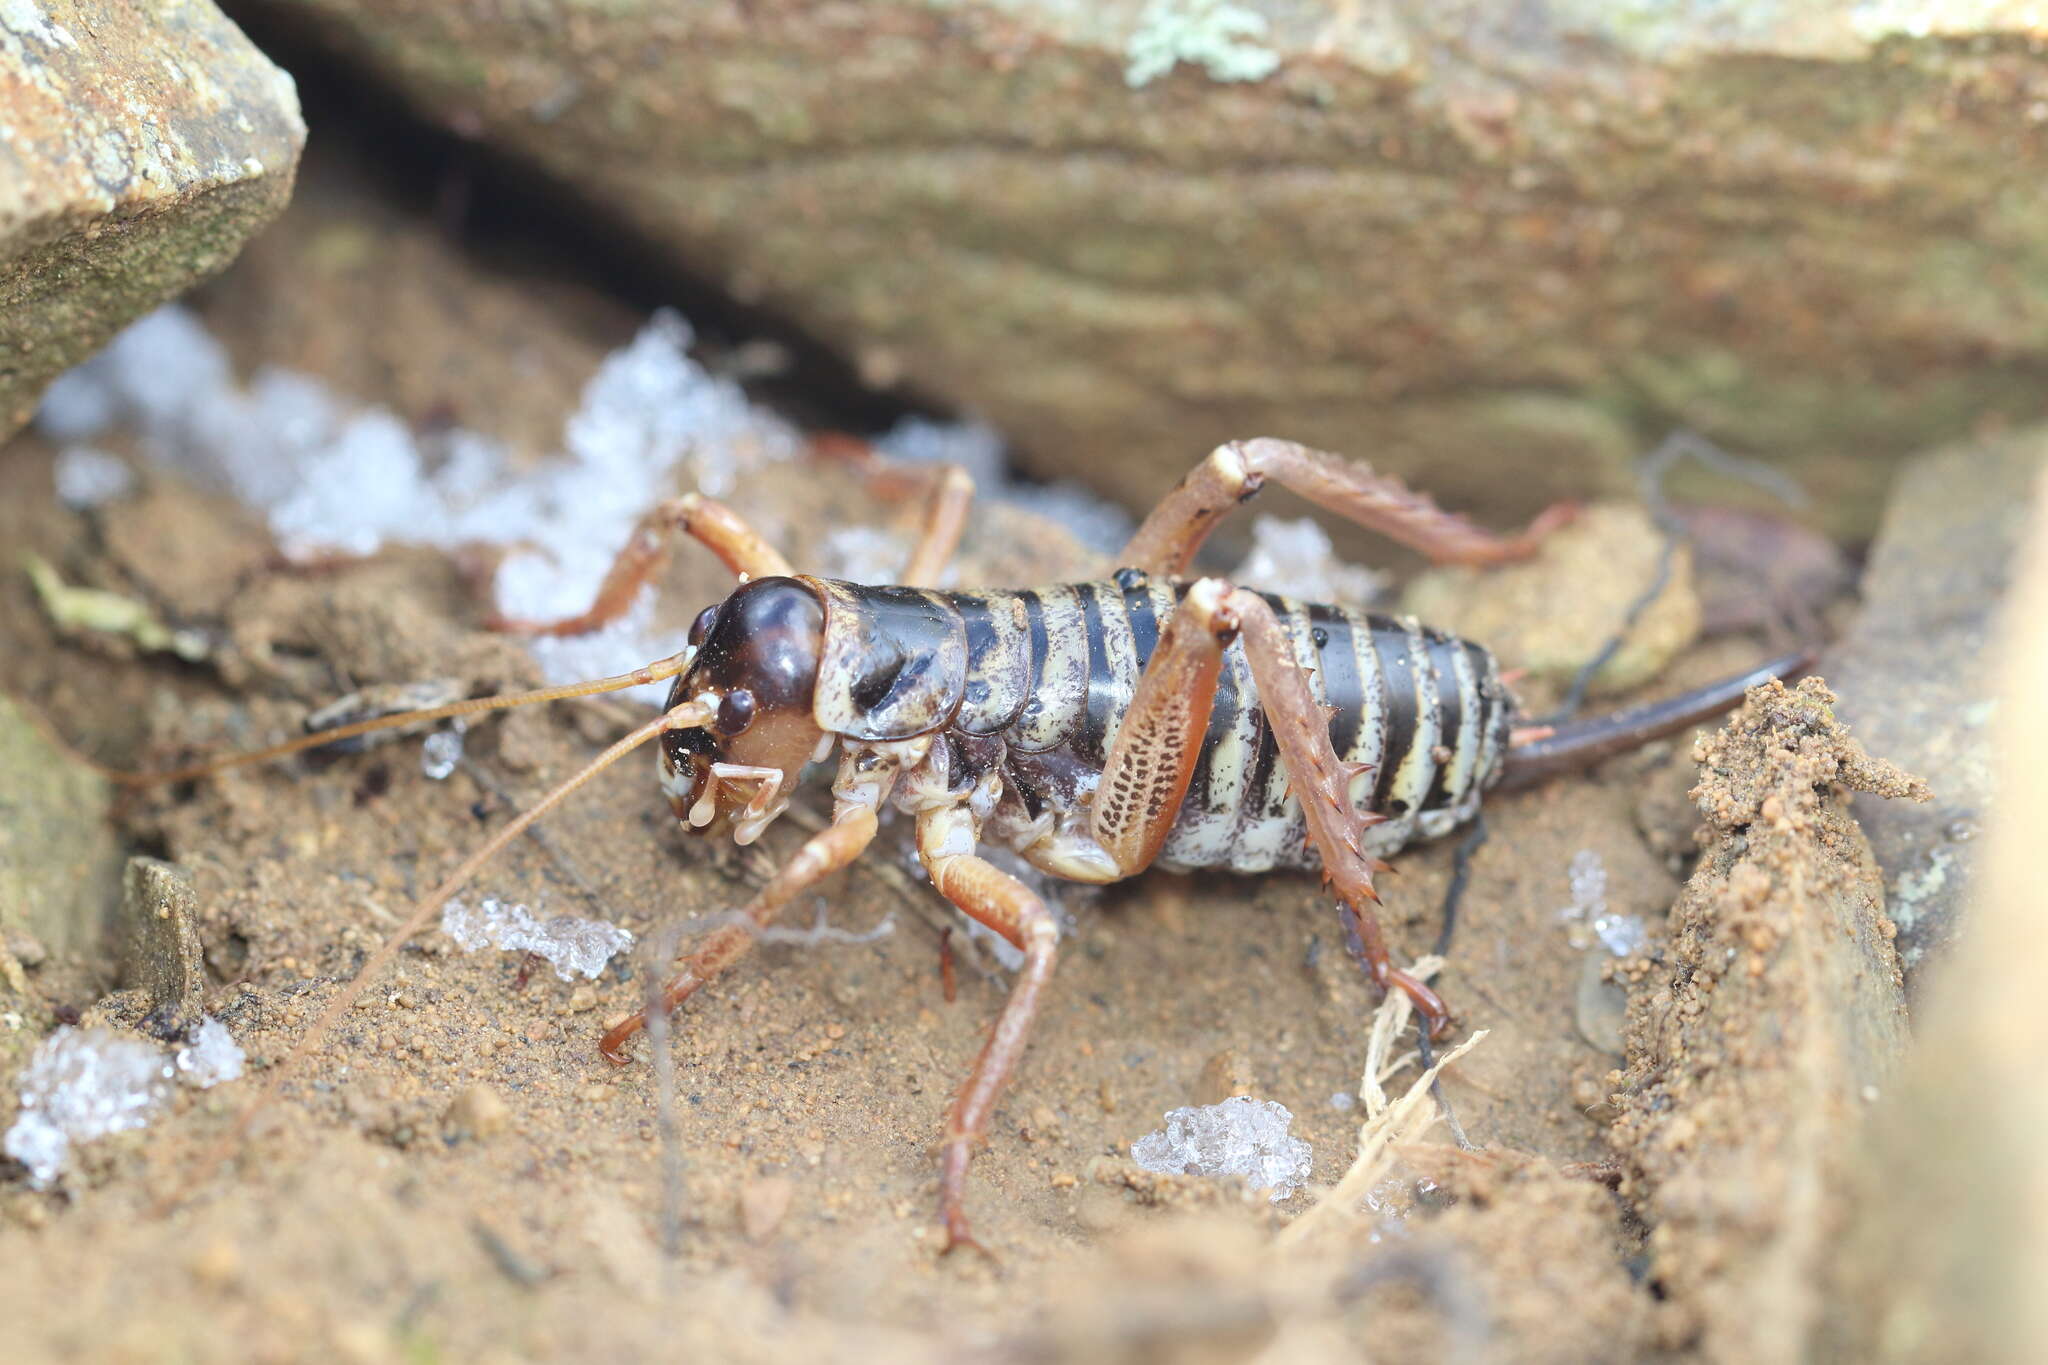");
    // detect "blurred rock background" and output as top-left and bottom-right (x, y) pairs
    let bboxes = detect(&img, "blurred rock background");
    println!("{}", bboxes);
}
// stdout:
(207, 0), (2048, 537)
